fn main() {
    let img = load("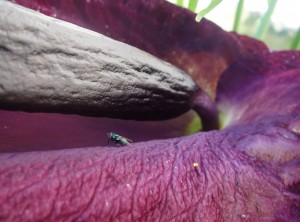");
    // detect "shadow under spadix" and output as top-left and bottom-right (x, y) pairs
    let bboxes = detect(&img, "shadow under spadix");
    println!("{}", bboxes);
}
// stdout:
(0, 109), (200, 152)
